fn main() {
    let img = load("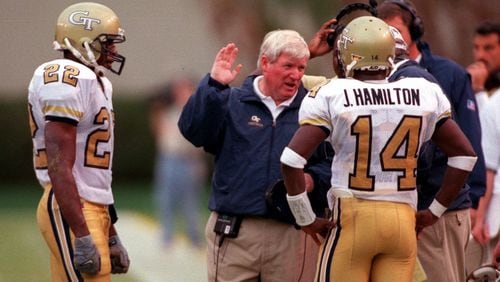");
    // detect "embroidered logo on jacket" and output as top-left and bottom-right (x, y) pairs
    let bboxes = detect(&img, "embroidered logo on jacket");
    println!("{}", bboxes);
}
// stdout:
(248, 115), (263, 127)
